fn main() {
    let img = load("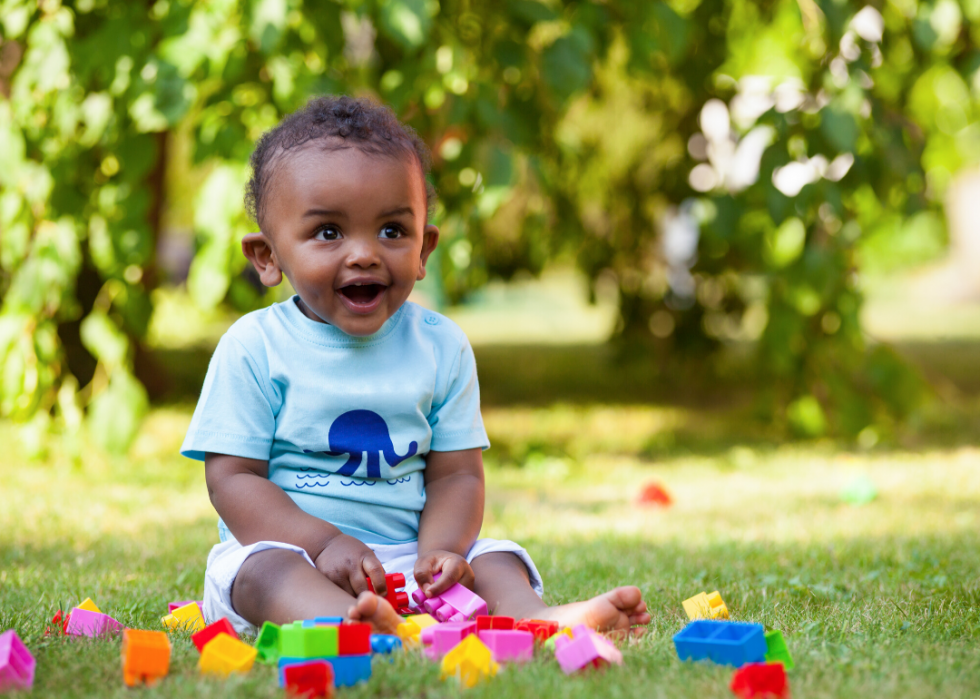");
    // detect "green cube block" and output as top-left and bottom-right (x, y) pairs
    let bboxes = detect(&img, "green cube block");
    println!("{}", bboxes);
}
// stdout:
(255, 621), (281, 664)
(281, 624), (338, 658)
(764, 629), (794, 670)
